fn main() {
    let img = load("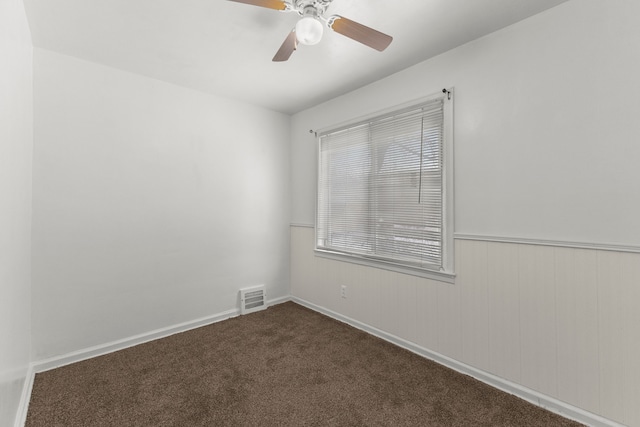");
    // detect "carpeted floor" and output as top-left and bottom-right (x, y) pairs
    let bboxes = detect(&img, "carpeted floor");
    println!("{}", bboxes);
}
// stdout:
(26, 302), (583, 426)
